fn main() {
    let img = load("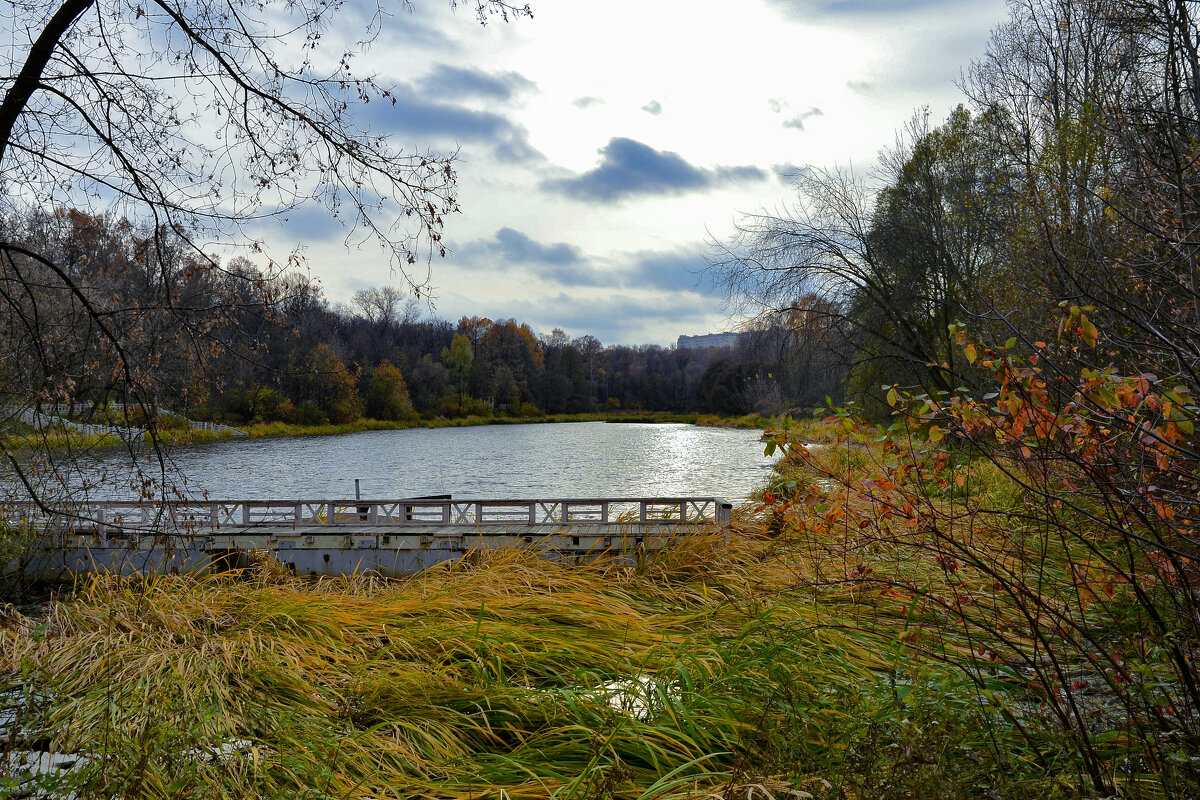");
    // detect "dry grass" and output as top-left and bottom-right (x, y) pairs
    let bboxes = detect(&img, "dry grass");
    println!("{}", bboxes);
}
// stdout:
(3, 421), (1188, 798)
(1, 530), (898, 799)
